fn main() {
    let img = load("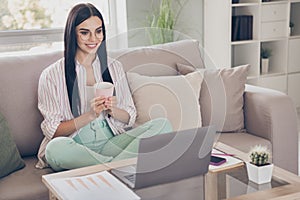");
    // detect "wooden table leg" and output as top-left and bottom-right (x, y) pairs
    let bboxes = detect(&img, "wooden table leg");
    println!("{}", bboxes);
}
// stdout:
(49, 191), (58, 200)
